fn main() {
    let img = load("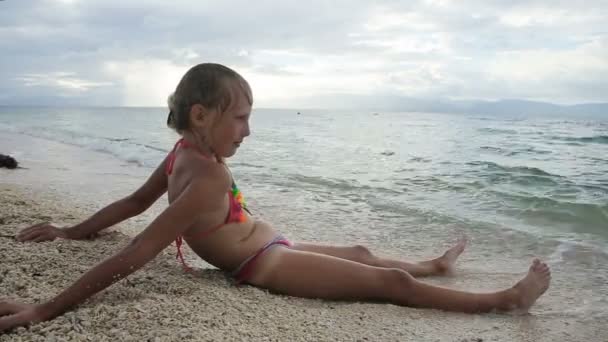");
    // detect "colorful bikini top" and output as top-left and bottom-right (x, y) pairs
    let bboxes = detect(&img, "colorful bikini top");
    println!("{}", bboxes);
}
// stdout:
(165, 138), (249, 270)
